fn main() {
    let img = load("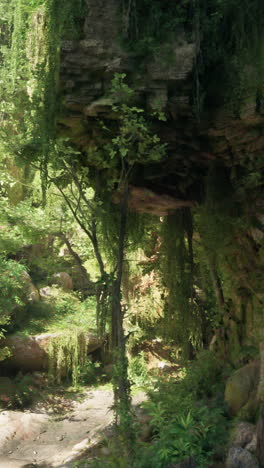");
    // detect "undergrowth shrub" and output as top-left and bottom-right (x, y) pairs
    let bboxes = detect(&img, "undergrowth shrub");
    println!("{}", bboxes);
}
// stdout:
(182, 349), (224, 398)
(88, 350), (229, 467)
(0, 258), (27, 360)
(15, 289), (97, 335)
(0, 257), (27, 316)
(128, 351), (149, 387)
(137, 403), (227, 467)
(136, 350), (229, 467)
(78, 357), (101, 386)
(12, 374), (36, 408)
(1, 375), (36, 409)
